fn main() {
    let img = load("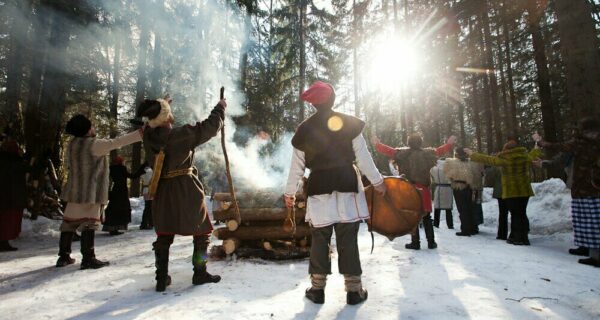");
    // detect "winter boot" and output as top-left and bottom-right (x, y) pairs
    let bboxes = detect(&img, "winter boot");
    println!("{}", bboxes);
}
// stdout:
(305, 288), (325, 304)
(569, 247), (589, 256)
(405, 230), (420, 250)
(153, 237), (172, 292)
(347, 288), (368, 305)
(578, 249), (600, 268)
(446, 210), (454, 229)
(56, 232), (76, 267)
(433, 210), (441, 228)
(0, 240), (17, 252)
(423, 216), (437, 249)
(192, 236), (221, 285)
(80, 230), (109, 270)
